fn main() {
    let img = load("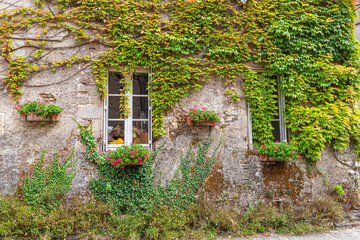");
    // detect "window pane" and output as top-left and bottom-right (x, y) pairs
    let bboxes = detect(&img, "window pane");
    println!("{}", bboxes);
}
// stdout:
(133, 121), (149, 144)
(133, 97), (149, 119)
(133, 73), (148, 95)
(271, 121), (281, 142)
(108, 121), (125, 144)
(273, 97), (279, 119)
(109, 72), (125, 94)
(108, 96), (124, 119)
